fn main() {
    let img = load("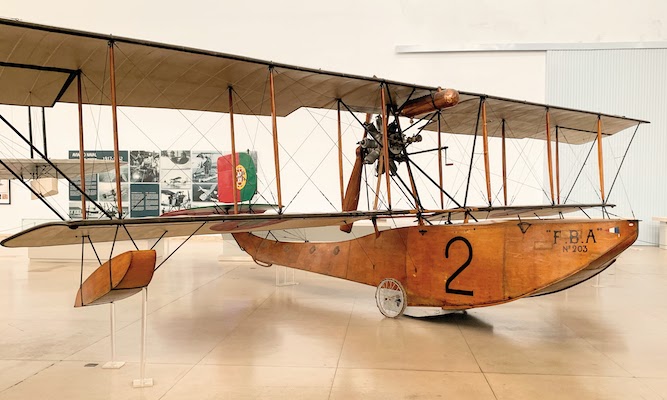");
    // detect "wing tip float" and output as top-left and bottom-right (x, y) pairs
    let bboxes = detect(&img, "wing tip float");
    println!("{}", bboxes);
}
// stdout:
(74, 250), (156, 307)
